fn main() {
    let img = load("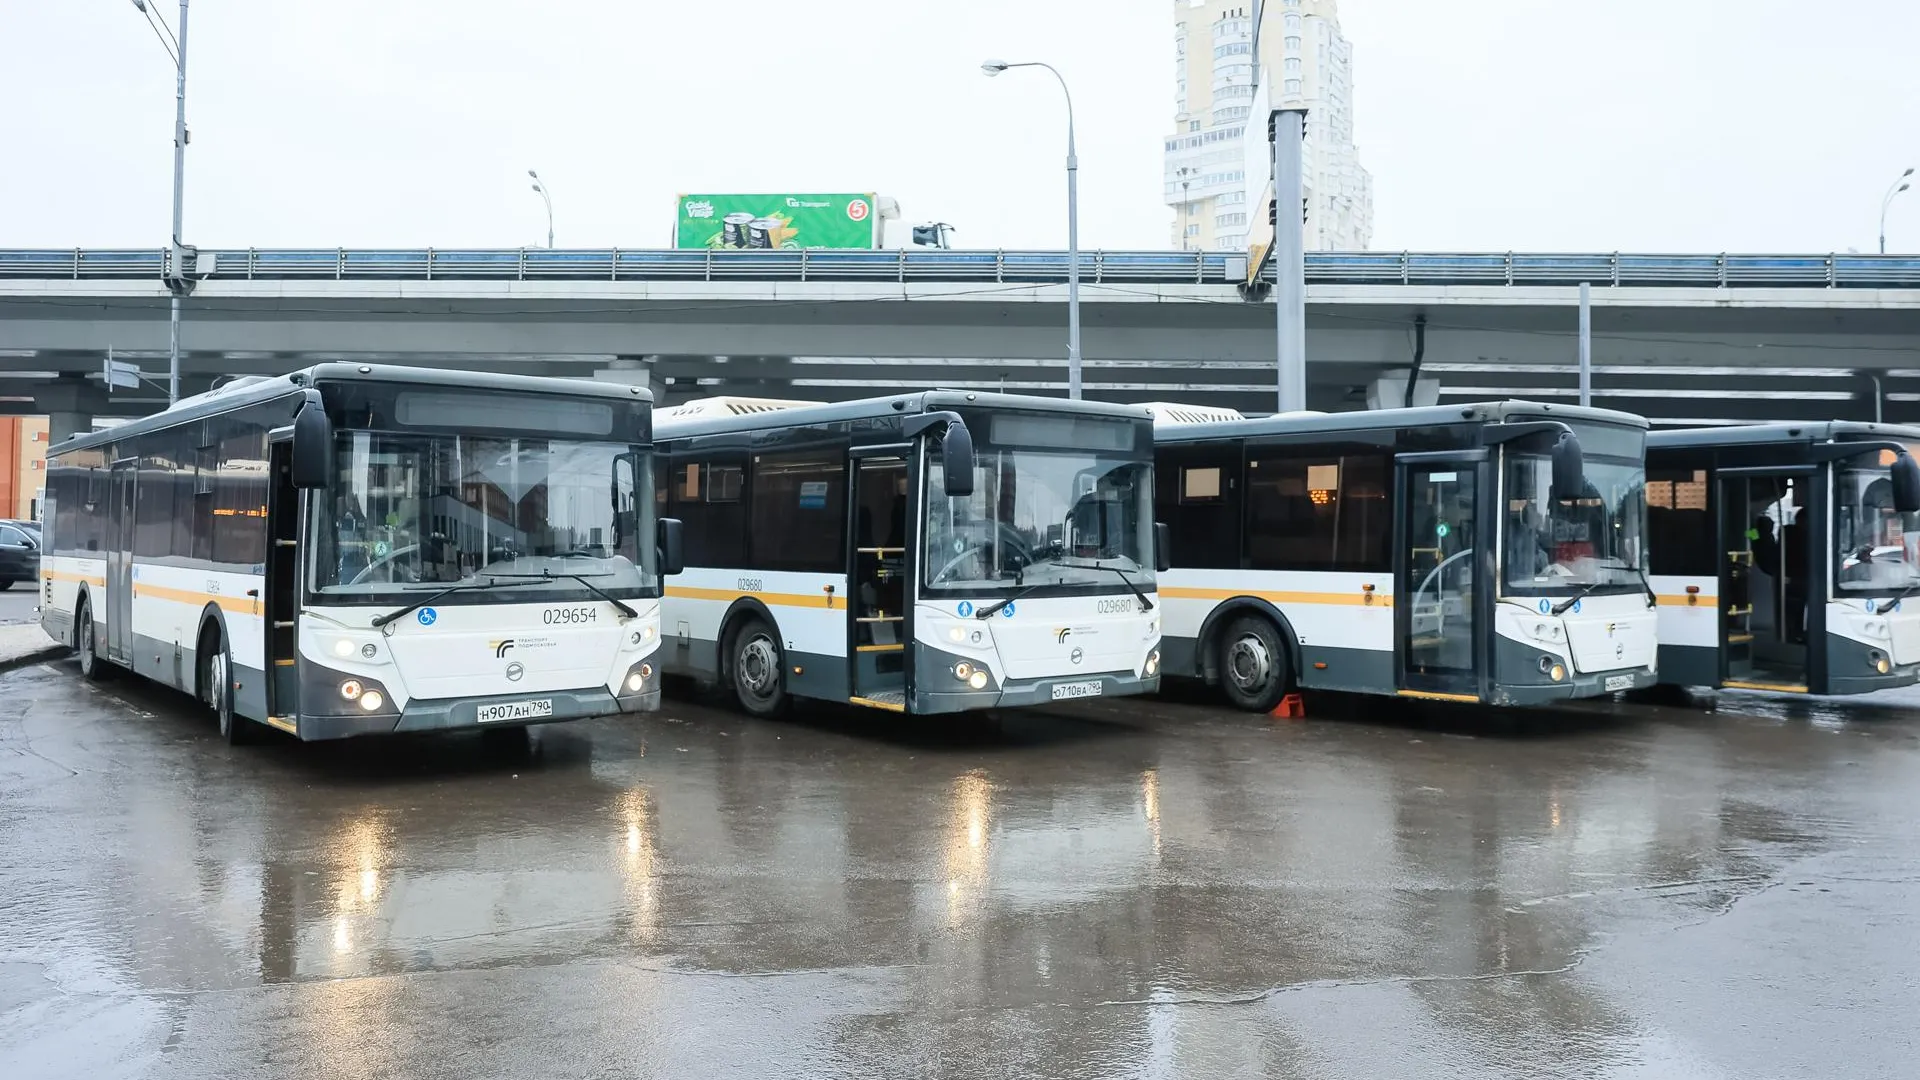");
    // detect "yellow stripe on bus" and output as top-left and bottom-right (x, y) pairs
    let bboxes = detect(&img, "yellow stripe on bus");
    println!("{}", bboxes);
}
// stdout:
(43, 569), (106, 588)
(1160, 586), (1393, 608)
(665, 585), (838, 609)
(1722, 680), (1810, 694)
(1657, 594), (1717, 606)
(848, 695), (906, 713)
(131, 583), (259, 614)
(1397, 689), (1480, 703)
